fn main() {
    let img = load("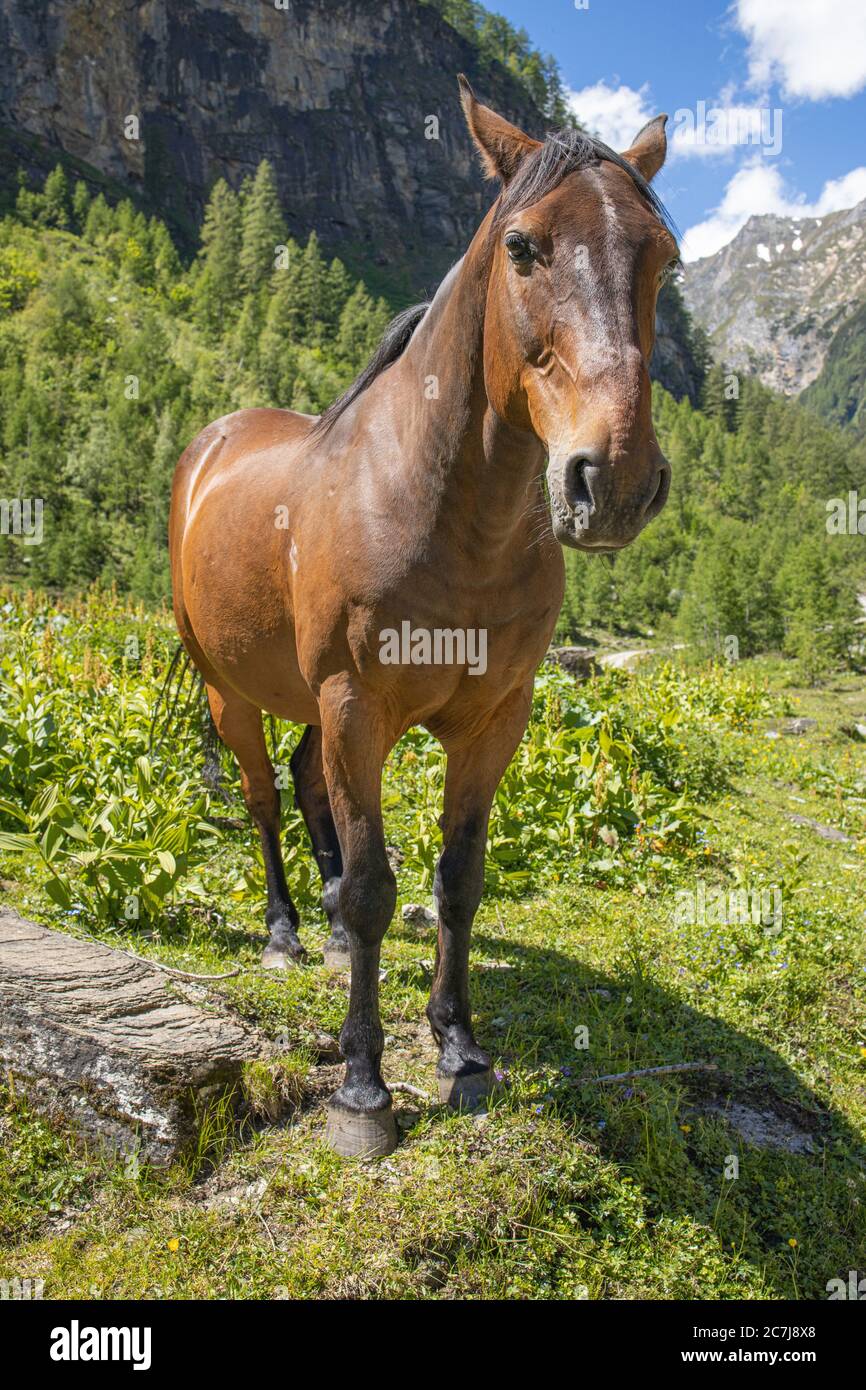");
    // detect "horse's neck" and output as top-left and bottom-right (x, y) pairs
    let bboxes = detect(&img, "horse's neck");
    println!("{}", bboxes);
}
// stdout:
(368, 246), (547, 548)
